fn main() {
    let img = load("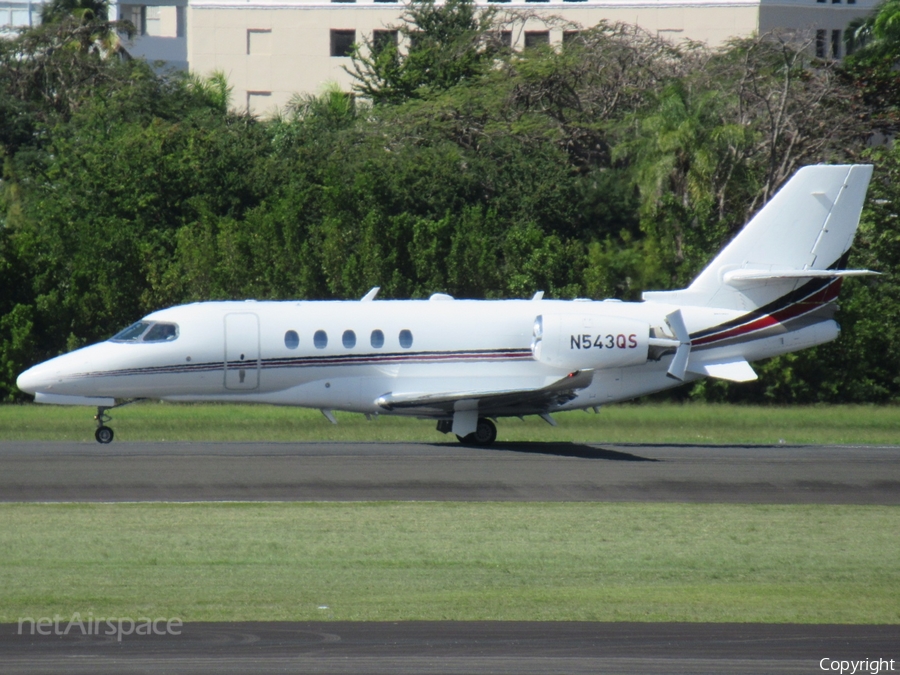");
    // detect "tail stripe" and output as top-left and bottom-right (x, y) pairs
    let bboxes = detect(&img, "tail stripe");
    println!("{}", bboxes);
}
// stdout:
(691, 277), (841, 348)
